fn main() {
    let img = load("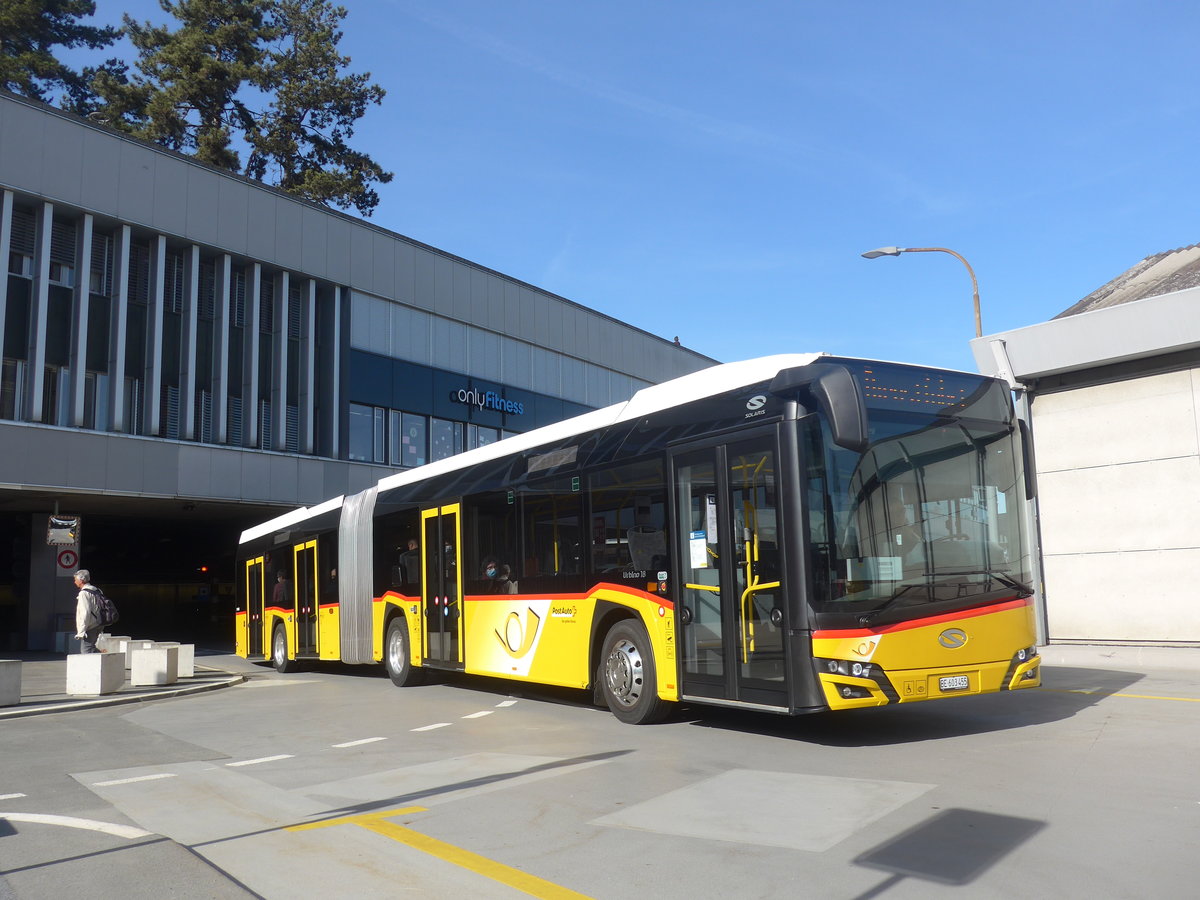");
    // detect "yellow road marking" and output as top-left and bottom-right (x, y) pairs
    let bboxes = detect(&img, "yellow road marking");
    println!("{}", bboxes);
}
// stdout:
(288, 806), (592, 899)
(1046, 688), (1200, 703)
